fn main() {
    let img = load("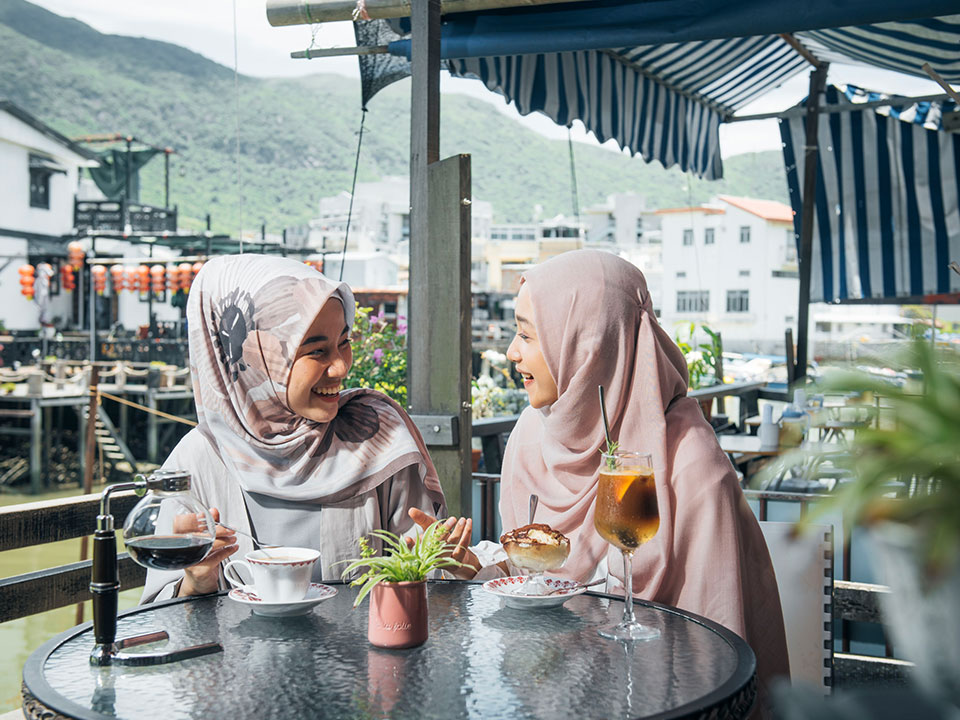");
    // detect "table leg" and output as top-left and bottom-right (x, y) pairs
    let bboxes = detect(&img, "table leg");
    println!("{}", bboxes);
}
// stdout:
(30, 399), (42, 494)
